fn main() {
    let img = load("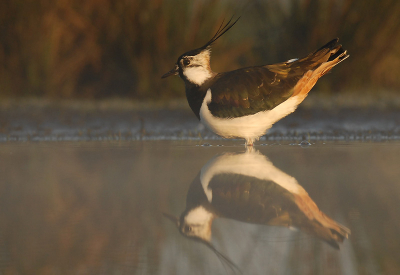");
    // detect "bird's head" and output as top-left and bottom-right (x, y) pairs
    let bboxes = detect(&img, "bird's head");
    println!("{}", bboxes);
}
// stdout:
(163, 48), (213, 86)
(162, 17), (240, 86)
